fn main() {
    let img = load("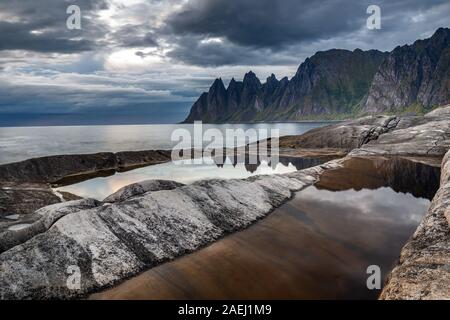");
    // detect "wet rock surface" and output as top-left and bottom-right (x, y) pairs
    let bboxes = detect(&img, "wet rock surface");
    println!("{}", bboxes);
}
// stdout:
(0, 186), (62, 217)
